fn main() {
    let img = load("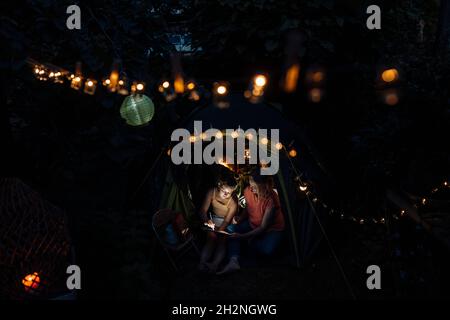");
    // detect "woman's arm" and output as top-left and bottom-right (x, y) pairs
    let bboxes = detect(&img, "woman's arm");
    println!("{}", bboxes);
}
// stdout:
(218, 198), (238, 231)
(199, 189), (213, 223)
(233, 204), (275, 239)
(233, 206), (248, 224)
